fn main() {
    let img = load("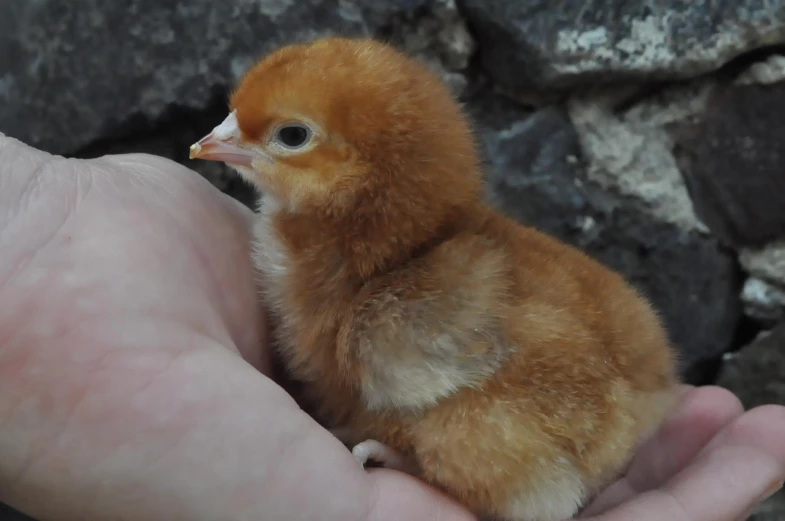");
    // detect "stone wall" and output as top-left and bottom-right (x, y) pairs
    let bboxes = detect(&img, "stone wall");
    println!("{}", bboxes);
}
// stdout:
(1, 1), (784, 519)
